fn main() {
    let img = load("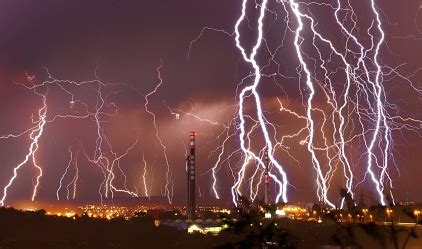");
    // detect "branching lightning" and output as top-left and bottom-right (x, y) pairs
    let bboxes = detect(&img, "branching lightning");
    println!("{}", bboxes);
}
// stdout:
(187, 0), (422, 207)
(144, 60), (173, 203)
(0, 0), (421, 208)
